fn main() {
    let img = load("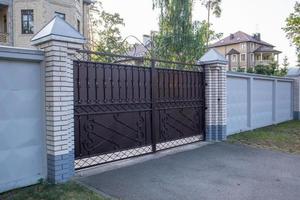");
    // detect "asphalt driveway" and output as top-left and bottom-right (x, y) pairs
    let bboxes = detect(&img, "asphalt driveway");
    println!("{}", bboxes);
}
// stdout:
(78, 143), (300, 200)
